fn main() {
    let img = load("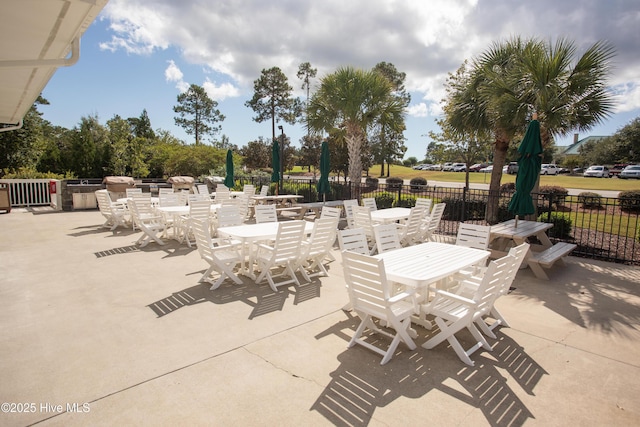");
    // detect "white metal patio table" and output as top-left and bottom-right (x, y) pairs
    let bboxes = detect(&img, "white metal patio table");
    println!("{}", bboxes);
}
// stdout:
(370, 207), (412, 224)
(374, 242), (490, 327)
(217, 221), (314, 279)
(156, 203), (220, 240)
